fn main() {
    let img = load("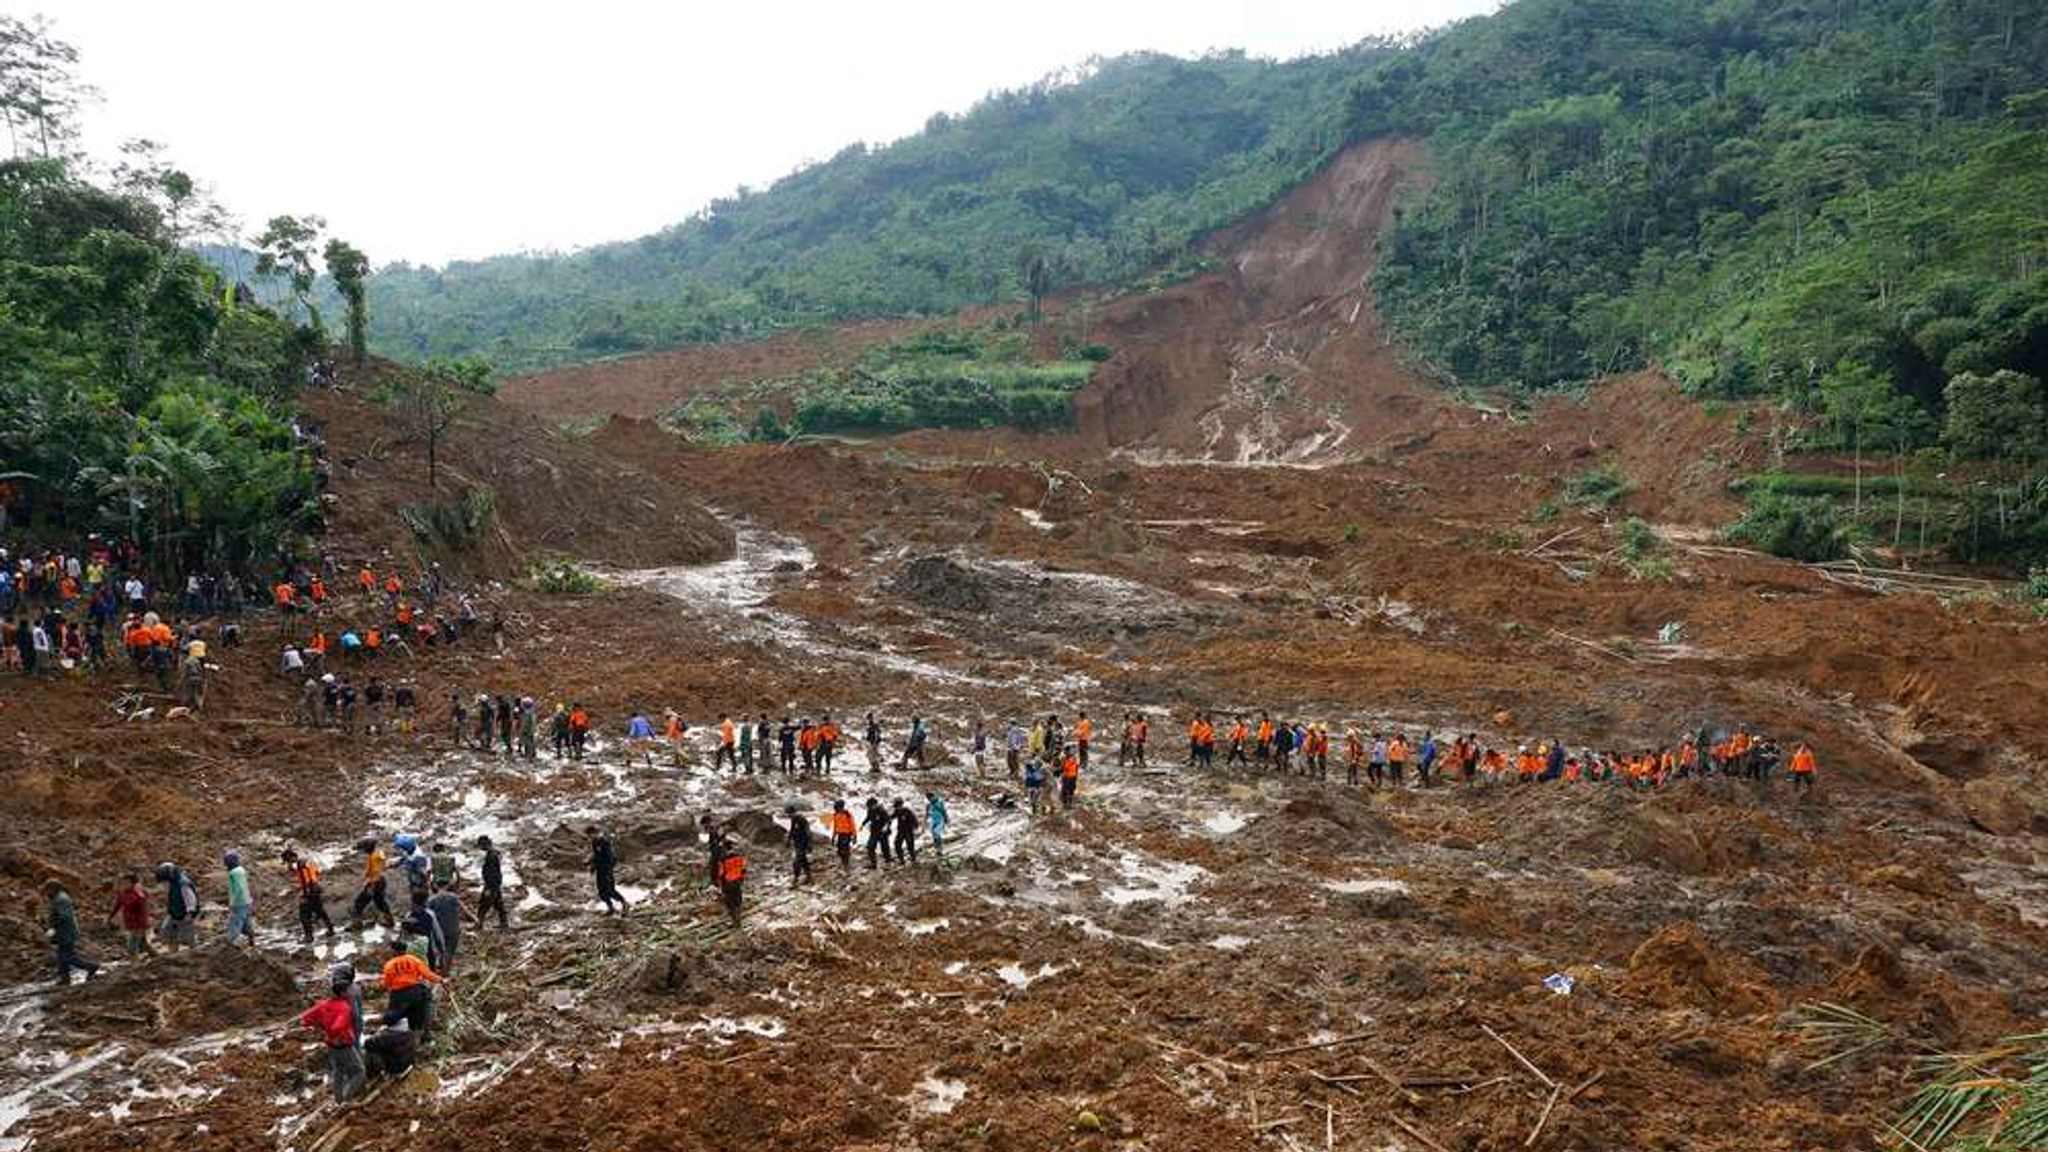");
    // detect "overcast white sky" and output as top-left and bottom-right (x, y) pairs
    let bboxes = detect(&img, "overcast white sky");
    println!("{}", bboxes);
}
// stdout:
(43, 0), (1499, 267)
